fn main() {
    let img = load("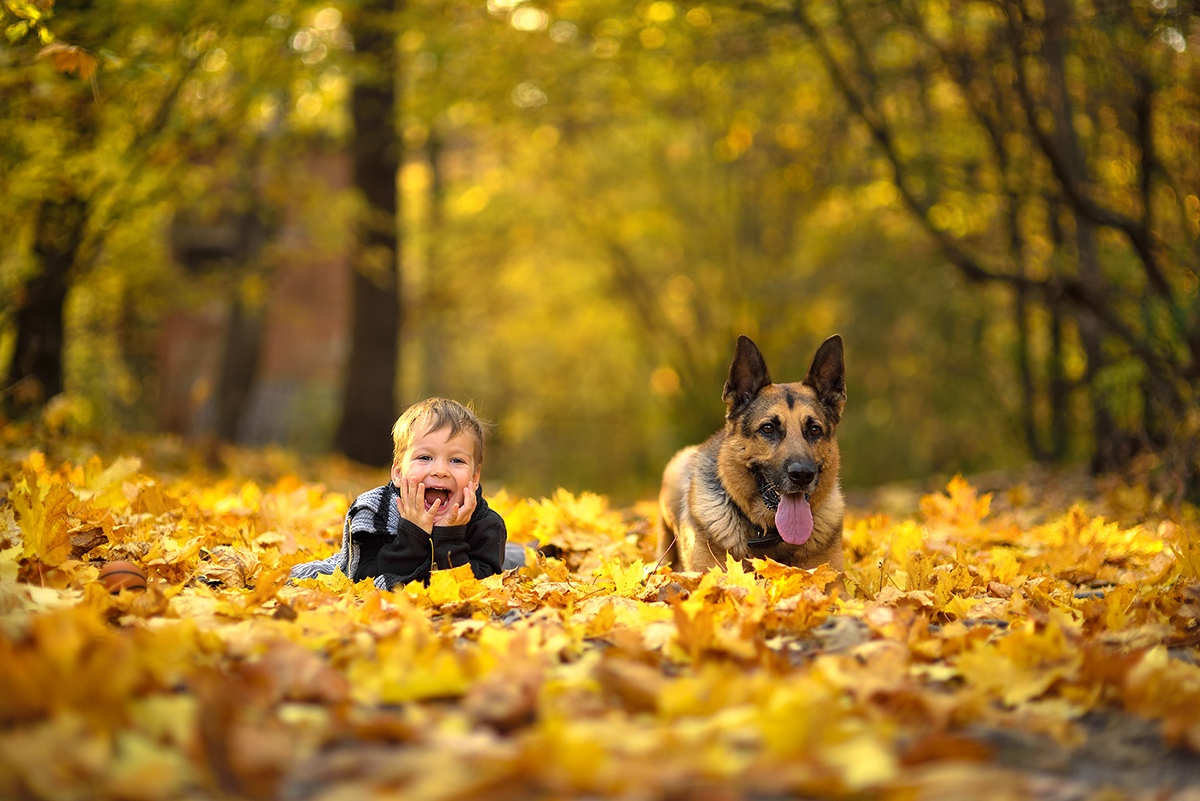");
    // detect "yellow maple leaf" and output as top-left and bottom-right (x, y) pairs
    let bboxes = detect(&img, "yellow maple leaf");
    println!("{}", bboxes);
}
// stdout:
(752, 557), (840, 601)
(598, 558), (646, 597)
(658, 662), (752, 718)
(930, 562), (979, 608)
(582, 596), (618, 637)
(1097, 583), (1139, 631)
(825, 730), (899, 790)
(523, 549), (570, 581)
(76, 454), (142, 508)
(884, 520), (926, 567)
(920, 475), (992, 529)
(134, 481), (175, 517)
(1171, 526), (1200, 583)
(142, 535), (205, 570)
(942, 594), (982, 620)
(904, 549), (933, 592)
(13, 460), (75, 567)
(420, 563), (481, 606)
(1121, 645), (1200, 731)
(670, 597), (717, 662)
(956, 611), (1082, 706)
(292, 570), (354, 593)
(721, 552), (759, 592)
(982, 546), (1022, 585)
(361, 639), (473, 703)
